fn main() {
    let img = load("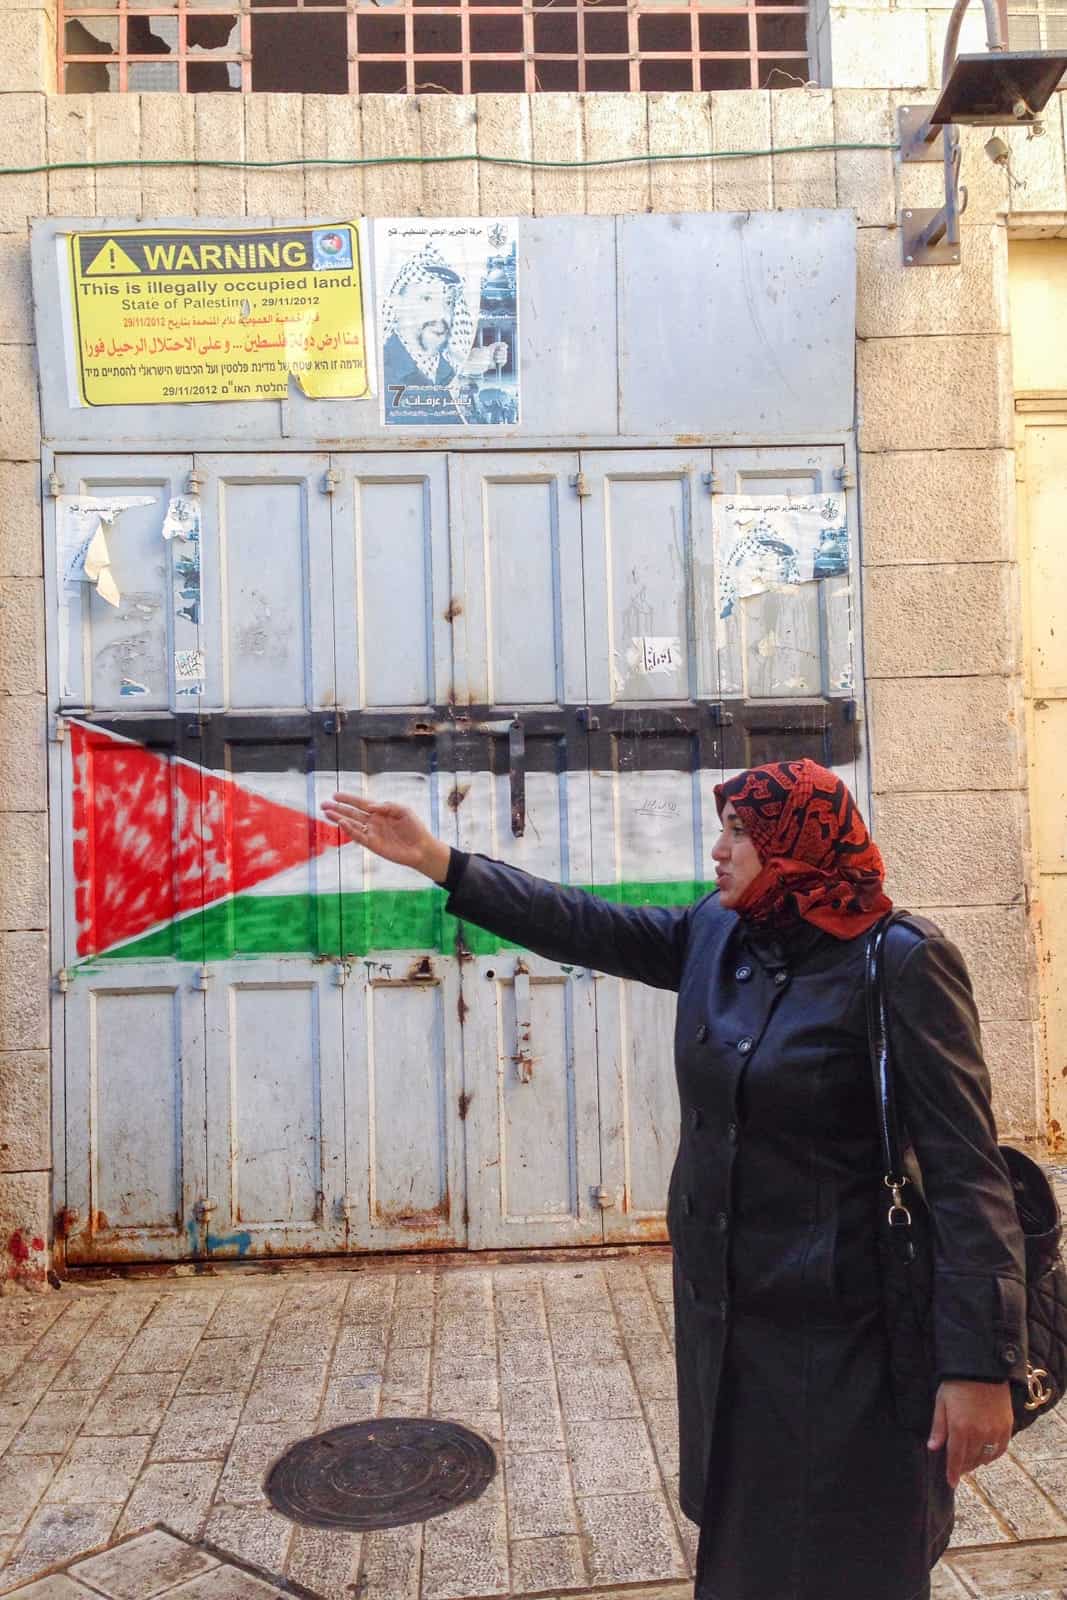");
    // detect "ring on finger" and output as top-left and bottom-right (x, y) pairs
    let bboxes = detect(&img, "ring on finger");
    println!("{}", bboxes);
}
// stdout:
(979, 1443), (998, 1458)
